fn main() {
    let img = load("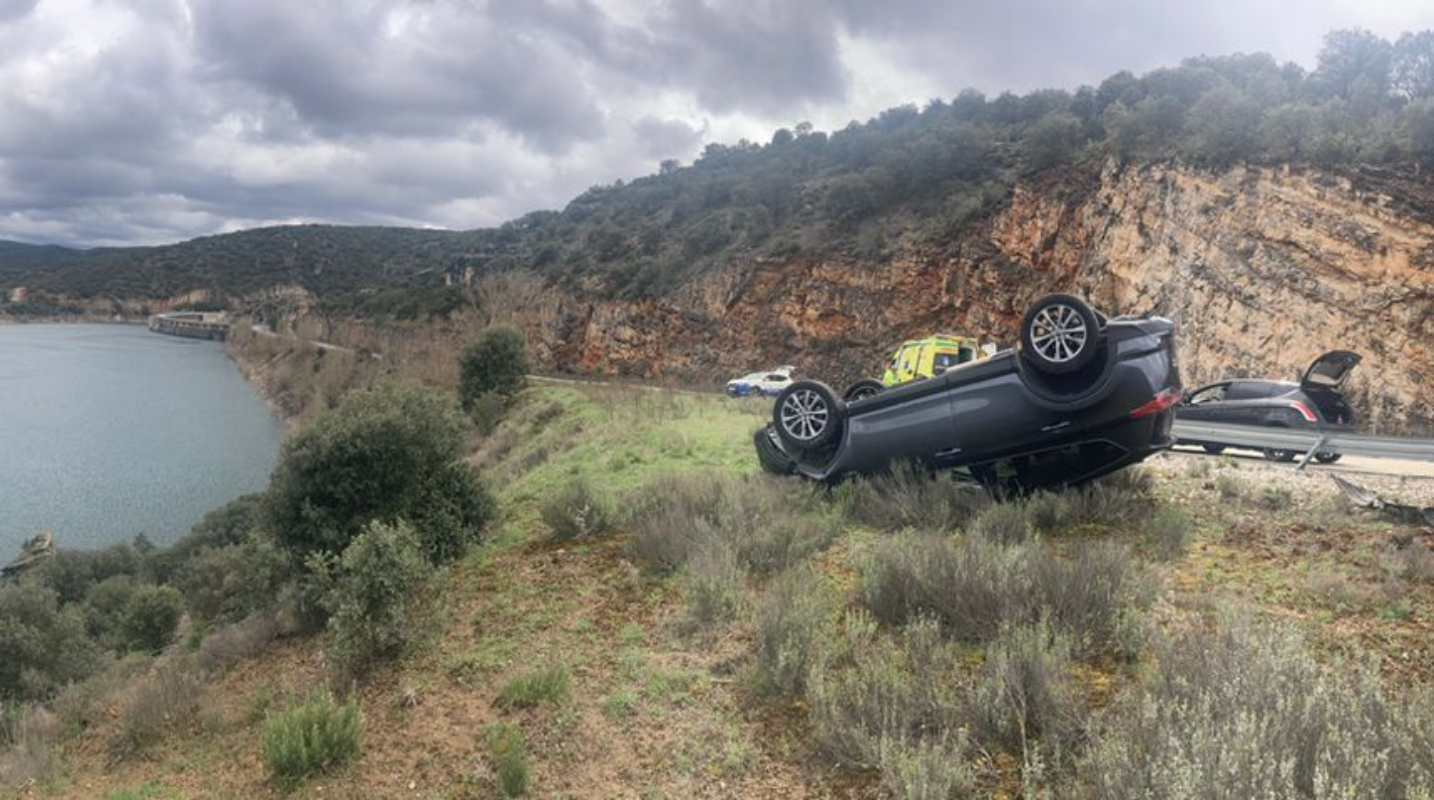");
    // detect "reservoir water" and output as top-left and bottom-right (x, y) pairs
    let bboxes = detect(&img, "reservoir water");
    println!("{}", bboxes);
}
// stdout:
(0, 324), (282, 558)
